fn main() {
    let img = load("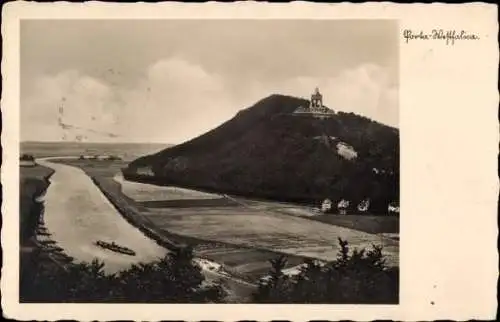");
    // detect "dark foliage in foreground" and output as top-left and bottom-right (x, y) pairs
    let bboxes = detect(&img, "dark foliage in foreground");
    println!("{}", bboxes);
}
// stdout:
(126, 94), (399, 212)
(253, 238), (398, 303)
(20, 246), (227, 303)
(21, 238), (397, 303)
